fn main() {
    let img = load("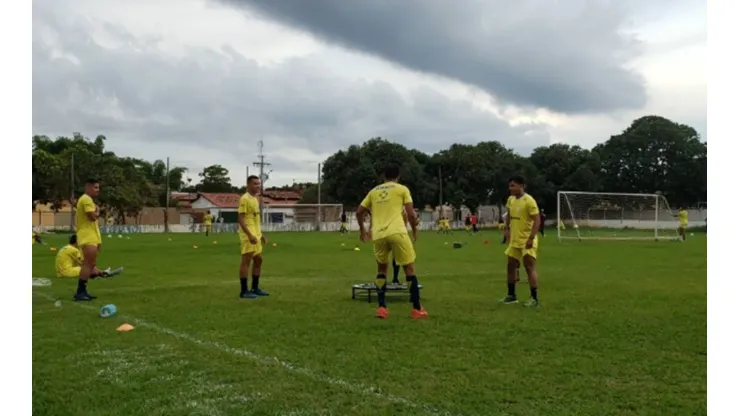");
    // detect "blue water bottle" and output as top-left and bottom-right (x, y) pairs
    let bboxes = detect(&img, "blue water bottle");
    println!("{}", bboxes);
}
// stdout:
(100, 304), (118, 318)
